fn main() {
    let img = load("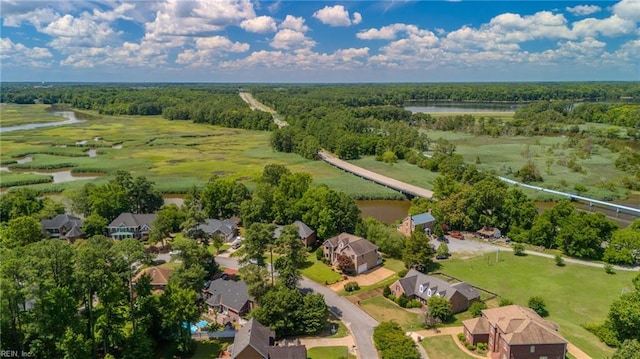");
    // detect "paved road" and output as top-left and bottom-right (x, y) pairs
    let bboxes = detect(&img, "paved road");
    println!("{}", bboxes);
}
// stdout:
(432, 236), (639, 272)
(319, 151), (434, 199)
(300, 278), (379, 359)
(214, 255), (379, 359)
